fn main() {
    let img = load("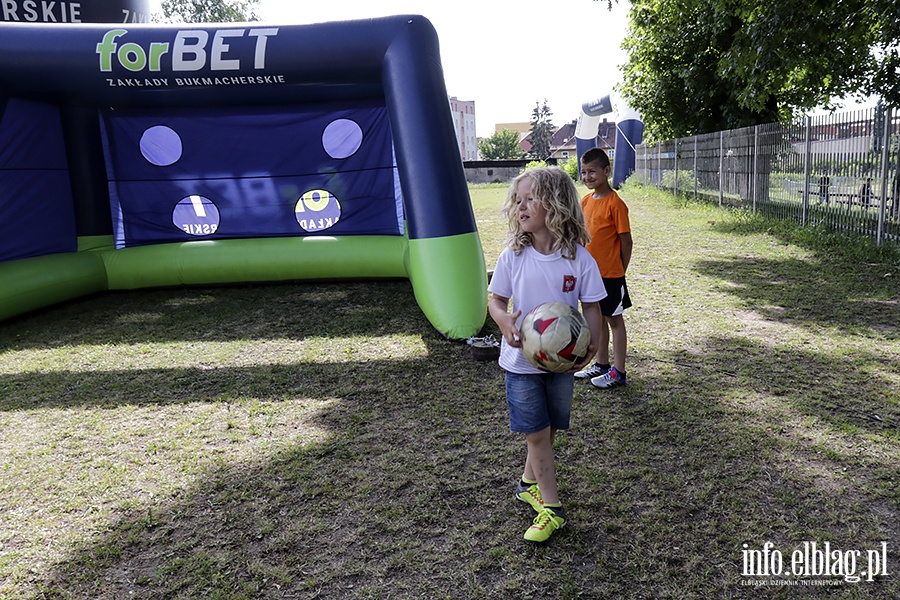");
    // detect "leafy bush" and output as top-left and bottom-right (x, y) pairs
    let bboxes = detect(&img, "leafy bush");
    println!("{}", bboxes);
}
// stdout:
(558, 156), (579, 180)
(520, 160), (548, 173)
(660, 169), (698, 193)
